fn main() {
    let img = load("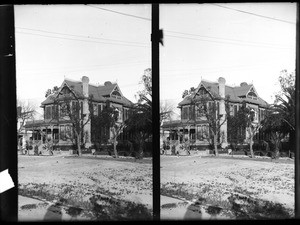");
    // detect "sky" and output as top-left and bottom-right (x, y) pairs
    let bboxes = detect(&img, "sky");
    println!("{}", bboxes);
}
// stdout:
(160, 3), (297, 119)
(15, 4), (151, 118)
